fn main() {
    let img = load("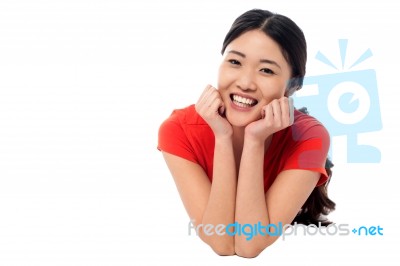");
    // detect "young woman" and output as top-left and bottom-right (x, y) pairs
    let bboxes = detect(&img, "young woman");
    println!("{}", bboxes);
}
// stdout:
(157, 9), (335, 258)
